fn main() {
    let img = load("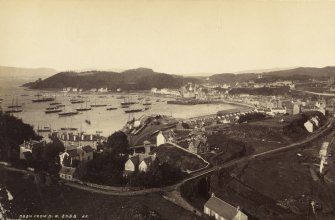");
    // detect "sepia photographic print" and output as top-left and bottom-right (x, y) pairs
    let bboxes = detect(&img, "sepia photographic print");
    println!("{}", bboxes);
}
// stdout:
(1, 0), (335, 219)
